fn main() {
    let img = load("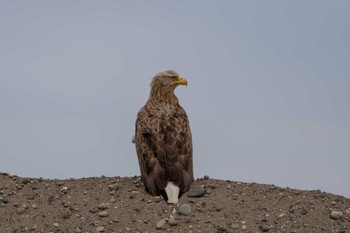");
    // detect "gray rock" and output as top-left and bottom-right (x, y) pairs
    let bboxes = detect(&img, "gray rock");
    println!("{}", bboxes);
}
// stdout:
(168, 216), (177, 226)
(48, 195), (55, 202)
(230, 223), (239, 229)
(156, 219), (167, 229)
(27, 192), (36, 200)
(89, 207), (99, 213)
(179, 203), (191, 216)
(154, 196), (161, 203)
(0, 194), (9, 204)
(187, 188), (206, 198)
(22, 179), (31, 185)
(260, 224), (270, 232)
(62, 209), (71, 219)
(16, 207), (26, 215)
(109, 184), (119, 191)
(330, 211), (343, 220)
